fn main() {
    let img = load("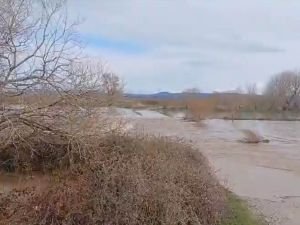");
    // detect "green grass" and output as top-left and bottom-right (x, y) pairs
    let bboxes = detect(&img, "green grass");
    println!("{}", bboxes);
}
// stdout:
(222, 193), (267, 225)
